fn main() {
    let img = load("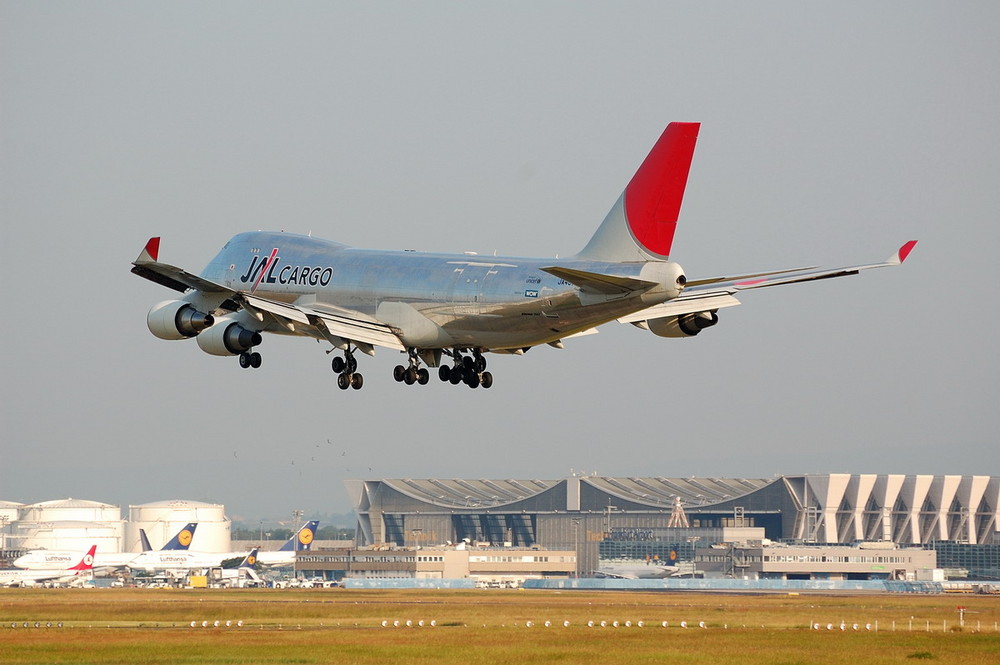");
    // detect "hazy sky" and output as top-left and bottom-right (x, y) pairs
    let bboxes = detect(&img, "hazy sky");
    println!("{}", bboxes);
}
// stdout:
(2, 2), (997, 524)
